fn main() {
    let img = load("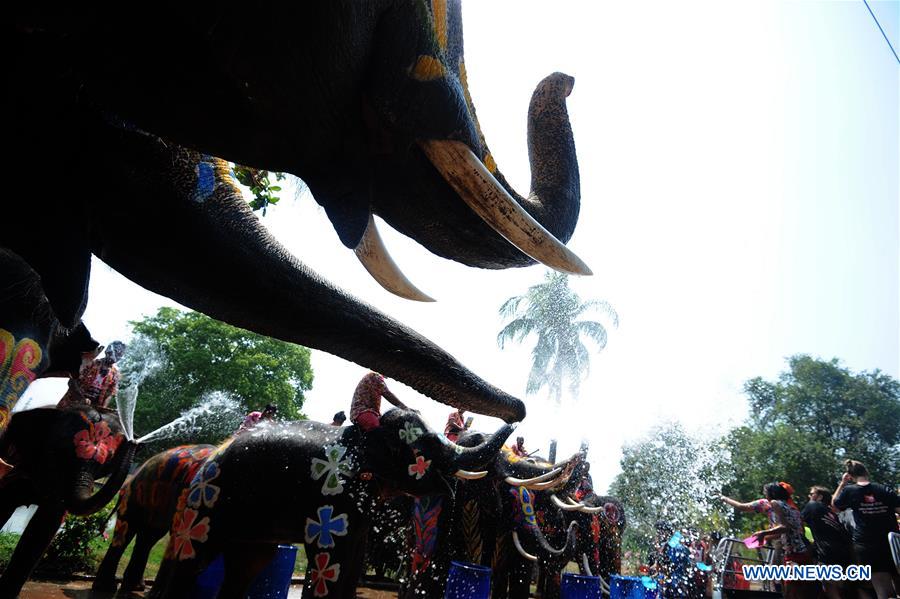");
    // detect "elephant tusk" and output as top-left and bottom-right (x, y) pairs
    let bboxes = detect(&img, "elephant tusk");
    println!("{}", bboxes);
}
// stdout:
(505, 467), (562, 487)
(526, 476), (566, 491)
(512, 531), (538, 562)
(419, 140), (592, 276)
(578, 504), (604, 514)
(582, 553), (593, 577)
(566, 495), (582, 506)
(354, 214), (435, 302)
(454, 469), (489, 480)
(552, 494), (582, 511)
